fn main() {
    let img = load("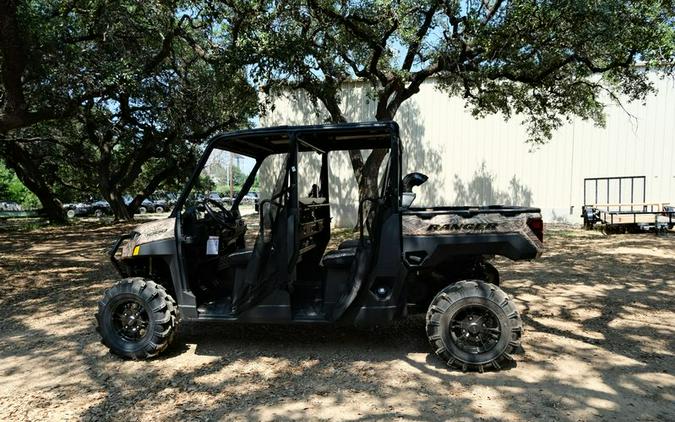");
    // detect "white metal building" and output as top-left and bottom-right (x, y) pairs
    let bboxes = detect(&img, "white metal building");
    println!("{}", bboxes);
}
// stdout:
(260, 74), (675, 227)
